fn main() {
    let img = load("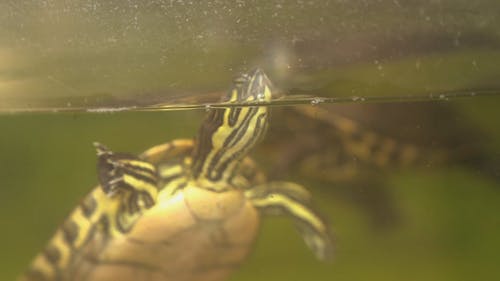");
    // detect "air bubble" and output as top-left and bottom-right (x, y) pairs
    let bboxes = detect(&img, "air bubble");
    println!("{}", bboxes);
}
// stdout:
(310, 97), (324, 105)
